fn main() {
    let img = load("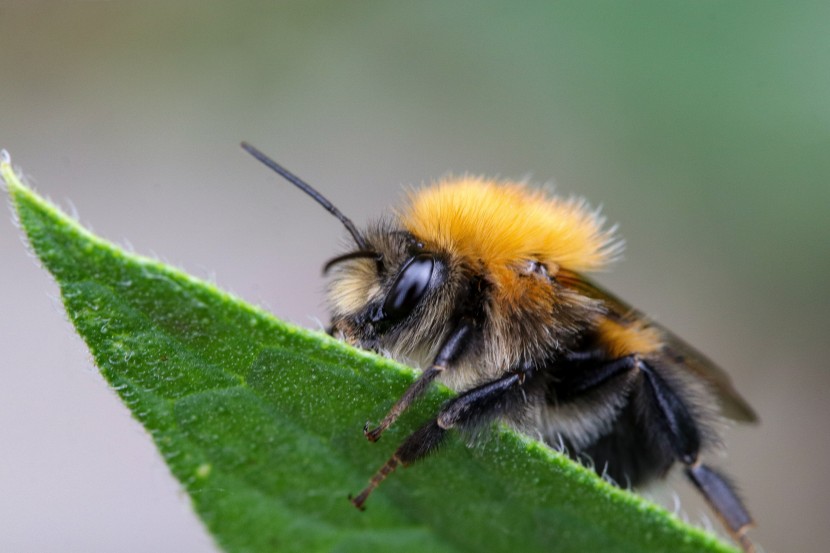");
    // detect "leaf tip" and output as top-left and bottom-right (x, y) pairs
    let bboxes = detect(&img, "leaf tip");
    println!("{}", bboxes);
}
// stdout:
(1, 149), (32, 204)
(1, 149), (18, 190)
(2, 150), (28, 232)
